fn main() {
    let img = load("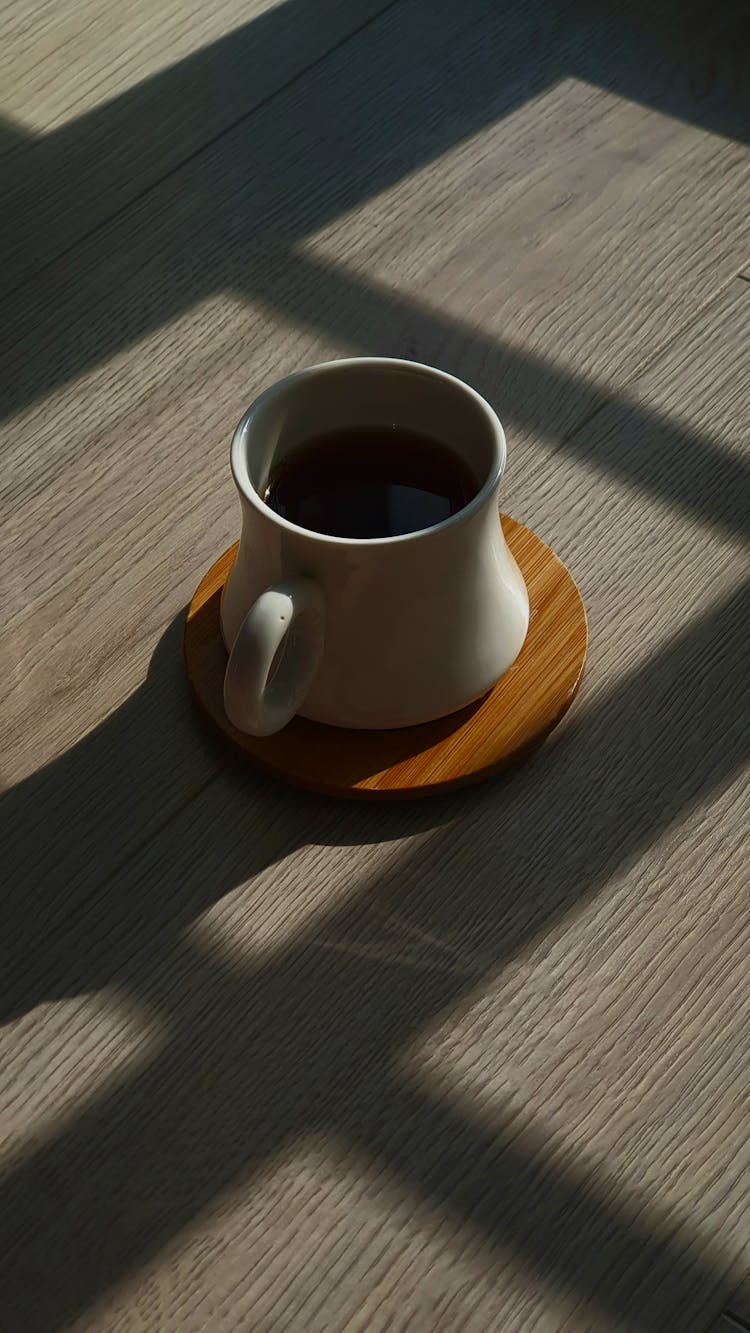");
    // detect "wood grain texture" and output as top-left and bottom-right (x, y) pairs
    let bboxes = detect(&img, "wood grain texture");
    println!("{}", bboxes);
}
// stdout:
(184, 519), (587, 797)
(2, 0), (747, 296)
(0, 0), (391, 292)
(3, 0), (750, 370)
(0, 593), (748, 1332)
(2, 0), (749, 741)
(1, 284), (748, 1329)
(1, 0), (749, 1326)
(0, 0), (285, 136)
(1, 106), (749, 993)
